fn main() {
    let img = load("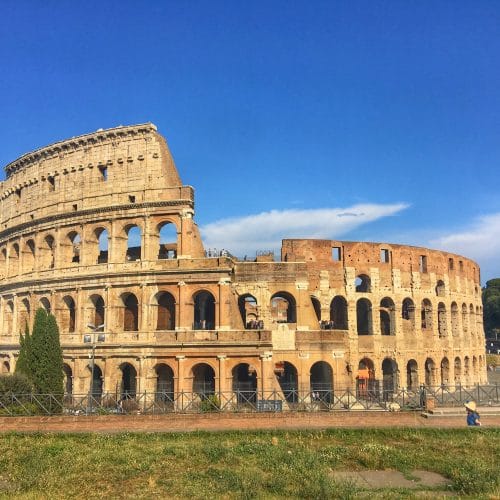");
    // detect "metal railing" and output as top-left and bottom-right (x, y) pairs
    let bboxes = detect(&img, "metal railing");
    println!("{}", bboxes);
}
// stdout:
(0, 384), (499, 417)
